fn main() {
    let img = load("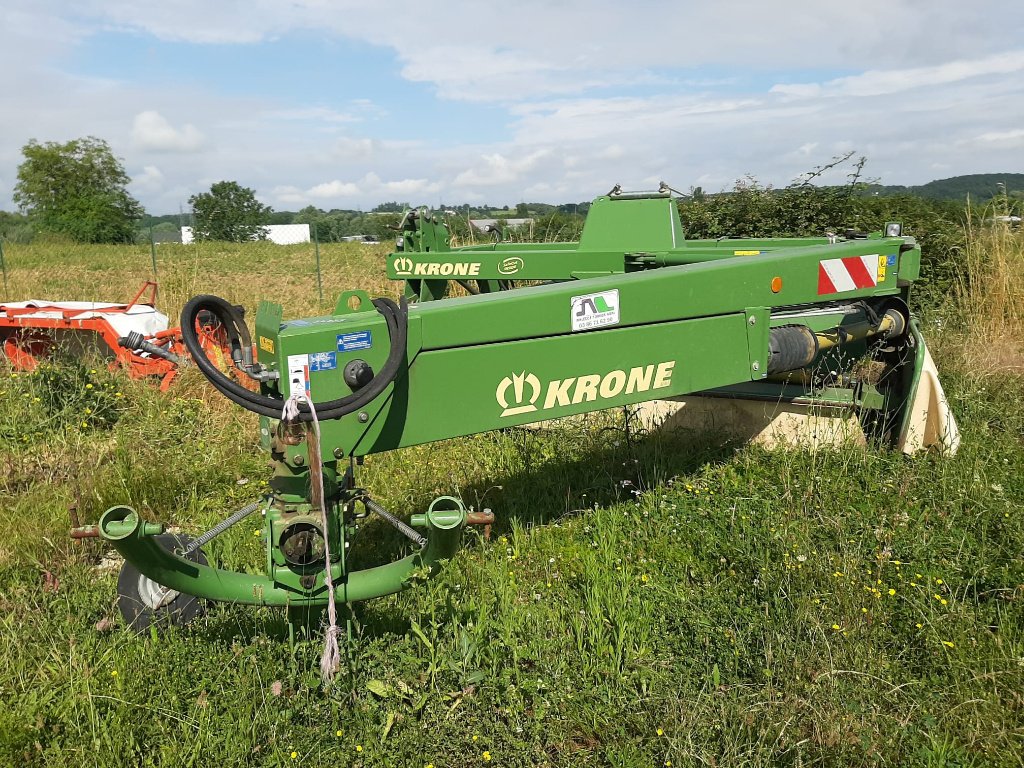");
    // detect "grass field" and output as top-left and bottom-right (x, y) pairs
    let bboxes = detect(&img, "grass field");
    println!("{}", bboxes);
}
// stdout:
(0, 233), (1022, 767)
